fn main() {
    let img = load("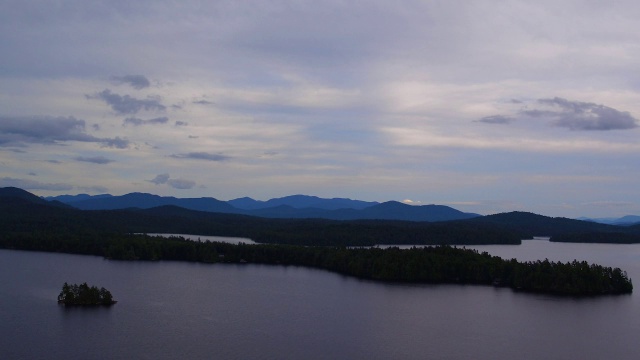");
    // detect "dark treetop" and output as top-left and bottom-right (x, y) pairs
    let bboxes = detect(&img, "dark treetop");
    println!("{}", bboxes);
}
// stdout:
(57, 282), (116, 306)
